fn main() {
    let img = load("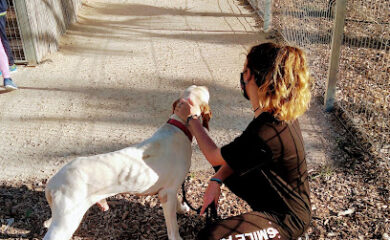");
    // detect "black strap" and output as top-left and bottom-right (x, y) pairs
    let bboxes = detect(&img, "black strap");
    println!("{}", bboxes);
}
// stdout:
(181, 182), (200, 213)
(181, 179), (220, 225)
